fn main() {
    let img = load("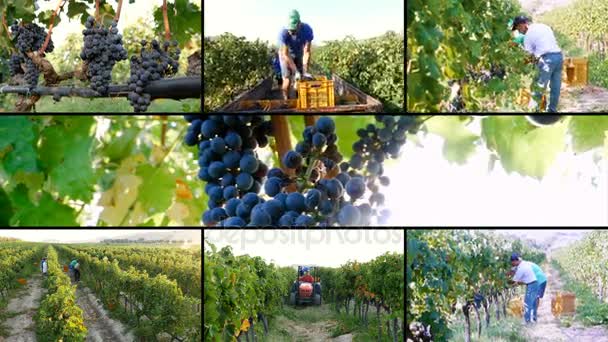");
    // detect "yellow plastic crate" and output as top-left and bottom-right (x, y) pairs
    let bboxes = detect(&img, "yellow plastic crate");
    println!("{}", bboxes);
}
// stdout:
(297, 77), (335, 109)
